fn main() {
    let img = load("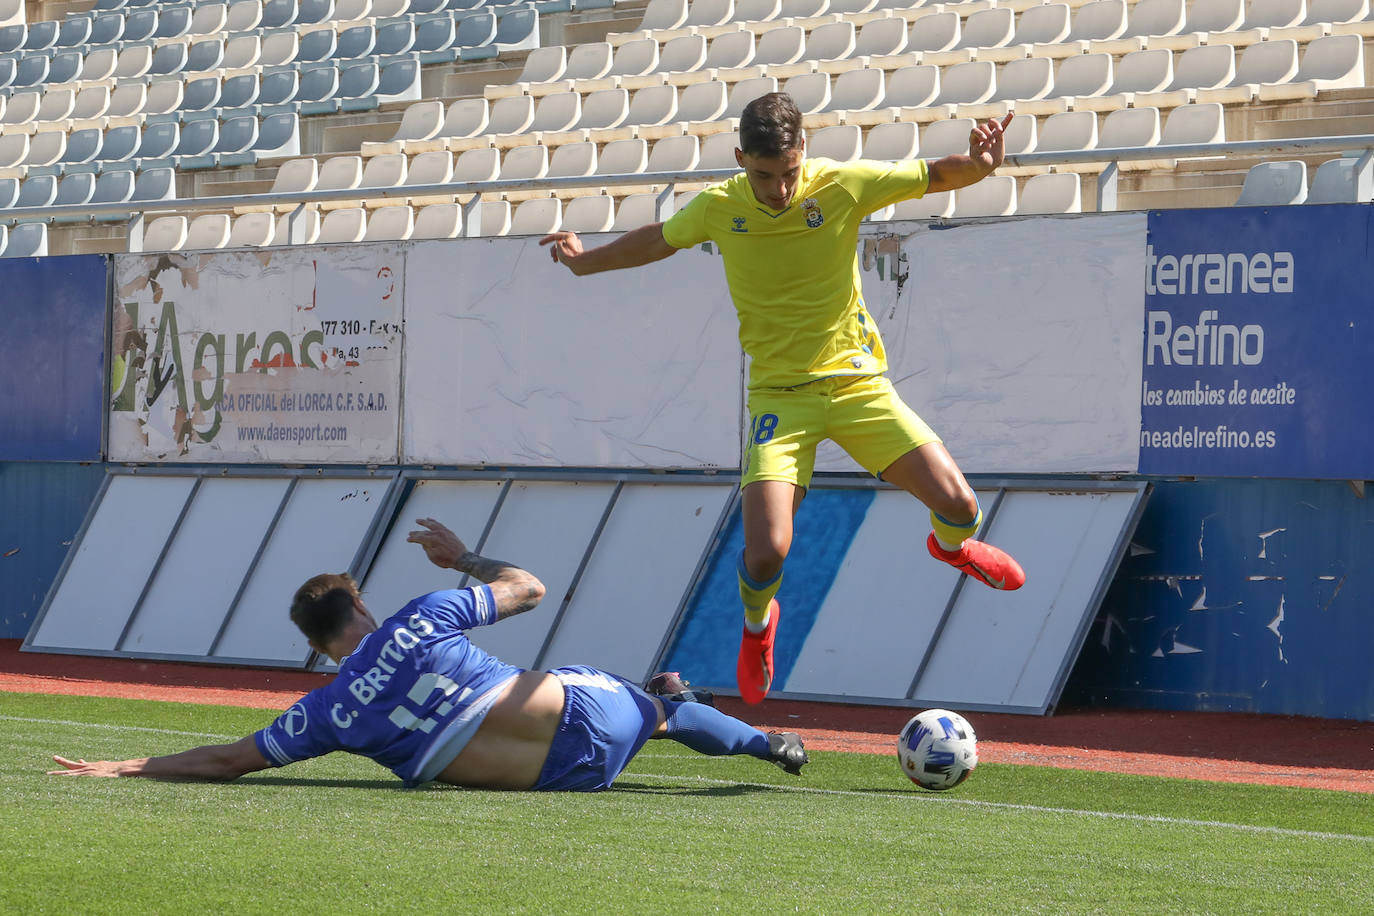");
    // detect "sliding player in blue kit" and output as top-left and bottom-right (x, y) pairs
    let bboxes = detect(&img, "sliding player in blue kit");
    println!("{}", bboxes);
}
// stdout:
(48, 518), (807, 788)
